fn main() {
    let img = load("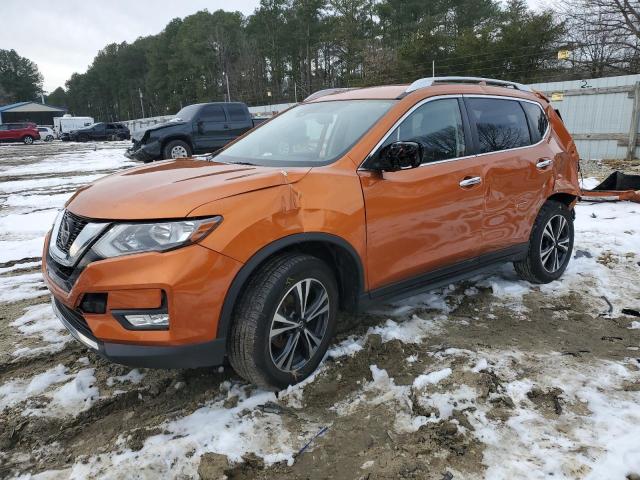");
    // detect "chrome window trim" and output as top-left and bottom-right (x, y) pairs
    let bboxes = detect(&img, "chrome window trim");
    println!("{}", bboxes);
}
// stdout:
(358, 93), (550, 171)
(49, 210), (109, 267)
